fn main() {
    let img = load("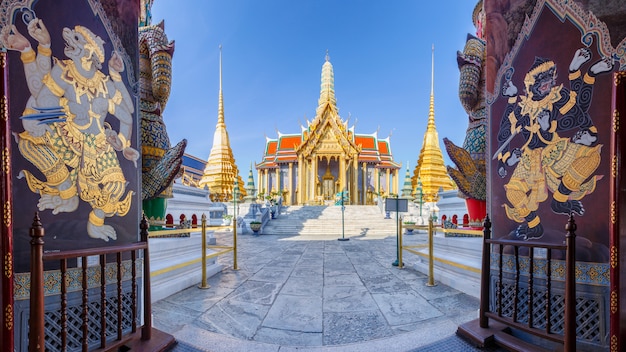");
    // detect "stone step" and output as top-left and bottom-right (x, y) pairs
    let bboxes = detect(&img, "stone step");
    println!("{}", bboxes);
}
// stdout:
(260, 205), (403, 236)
